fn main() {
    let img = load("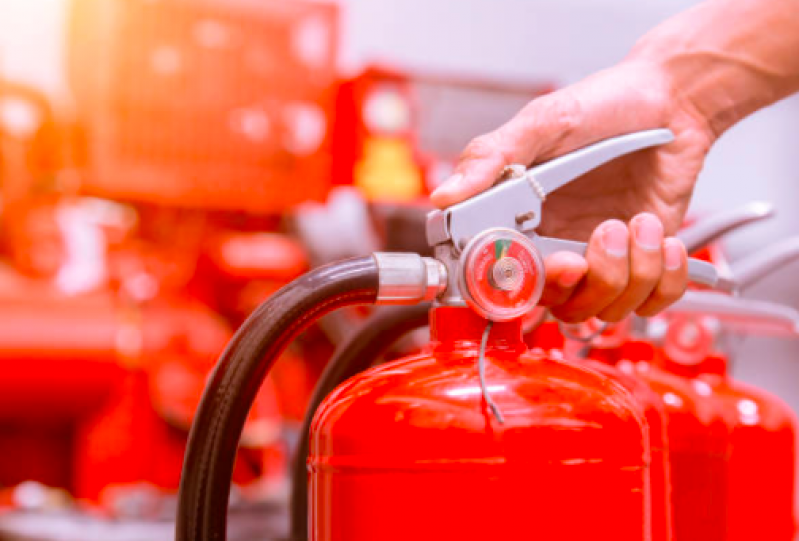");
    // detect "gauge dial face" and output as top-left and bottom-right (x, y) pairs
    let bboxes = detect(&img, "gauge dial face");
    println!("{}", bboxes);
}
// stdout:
(460, 229), (544, 321)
